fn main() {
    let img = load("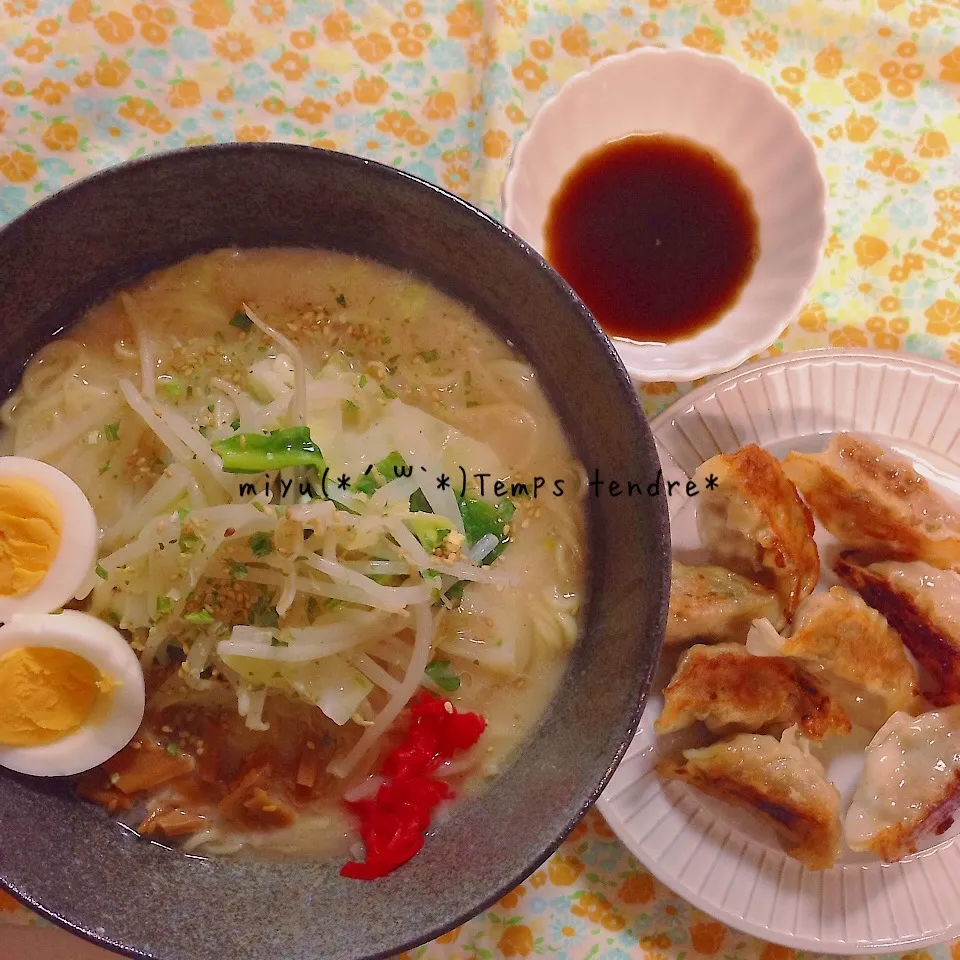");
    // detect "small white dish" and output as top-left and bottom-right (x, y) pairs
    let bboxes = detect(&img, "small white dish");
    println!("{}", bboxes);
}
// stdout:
(598, 348), (960, 952)
(502, 47), (828, 383)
